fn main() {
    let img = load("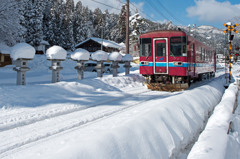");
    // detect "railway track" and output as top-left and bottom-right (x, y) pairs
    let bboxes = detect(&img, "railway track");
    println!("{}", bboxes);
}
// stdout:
(0, 88), (174, 157)
(0, 87), (148, 132)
